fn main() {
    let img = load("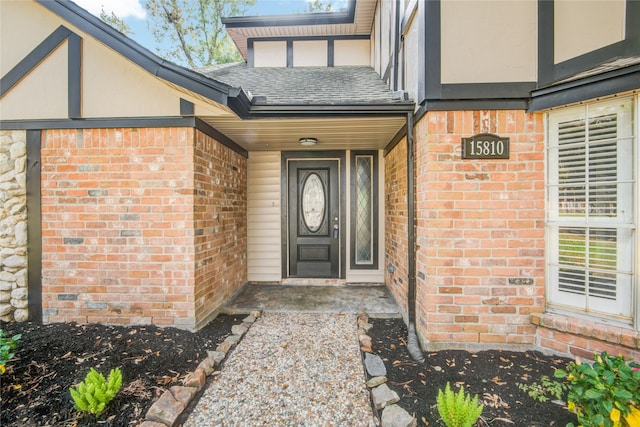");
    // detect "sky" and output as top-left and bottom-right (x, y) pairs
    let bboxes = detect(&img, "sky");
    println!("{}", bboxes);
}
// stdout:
(72, 0), (349, 56)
